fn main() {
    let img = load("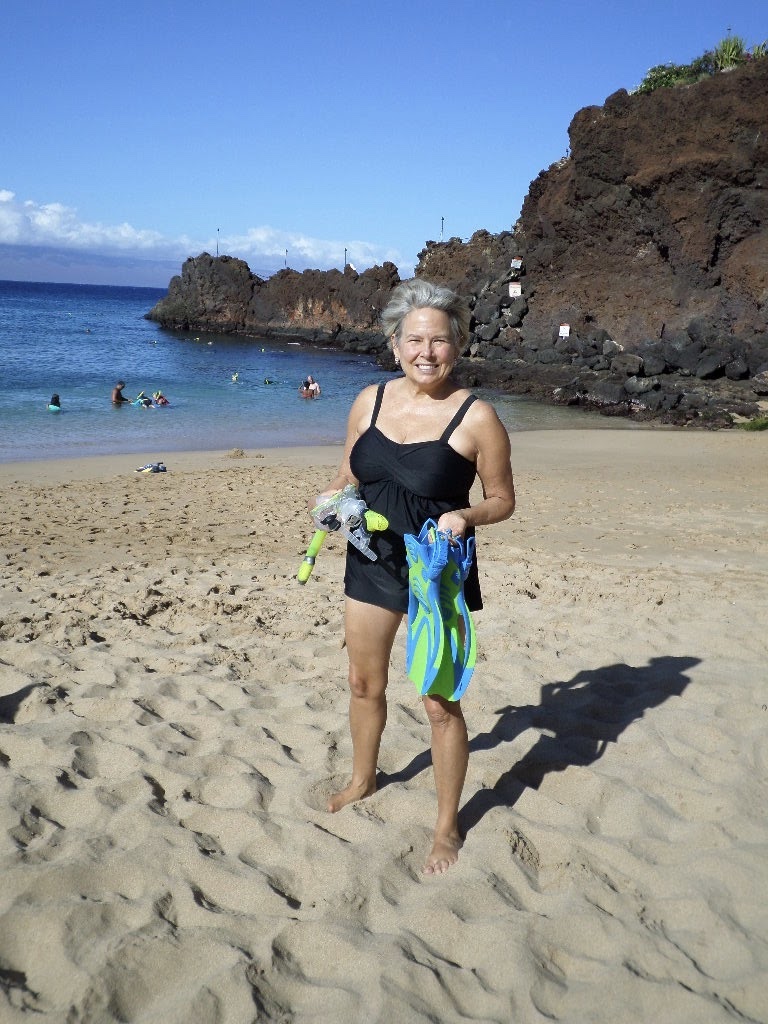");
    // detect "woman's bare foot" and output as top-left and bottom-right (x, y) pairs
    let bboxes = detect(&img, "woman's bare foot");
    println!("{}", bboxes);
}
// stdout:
(423, 831), (463, 874)
(327, 779), (376, 813)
